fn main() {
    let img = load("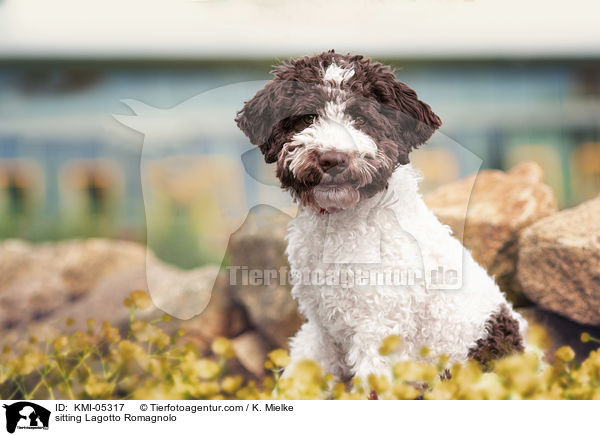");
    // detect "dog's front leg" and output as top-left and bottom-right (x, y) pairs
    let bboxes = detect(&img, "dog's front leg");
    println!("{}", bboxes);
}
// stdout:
(283, 320), (347, 379)
(347, 328), (393, 381)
